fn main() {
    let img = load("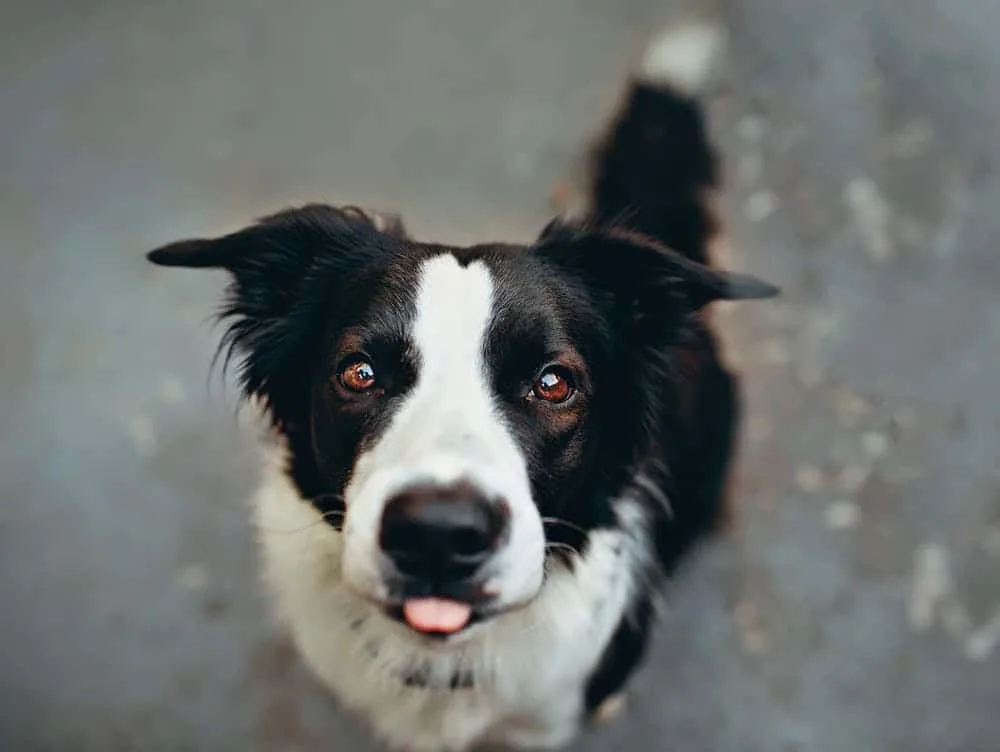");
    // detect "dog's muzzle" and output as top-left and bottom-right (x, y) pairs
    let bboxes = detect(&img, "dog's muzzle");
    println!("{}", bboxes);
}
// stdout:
(378, 482), (510, 635)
